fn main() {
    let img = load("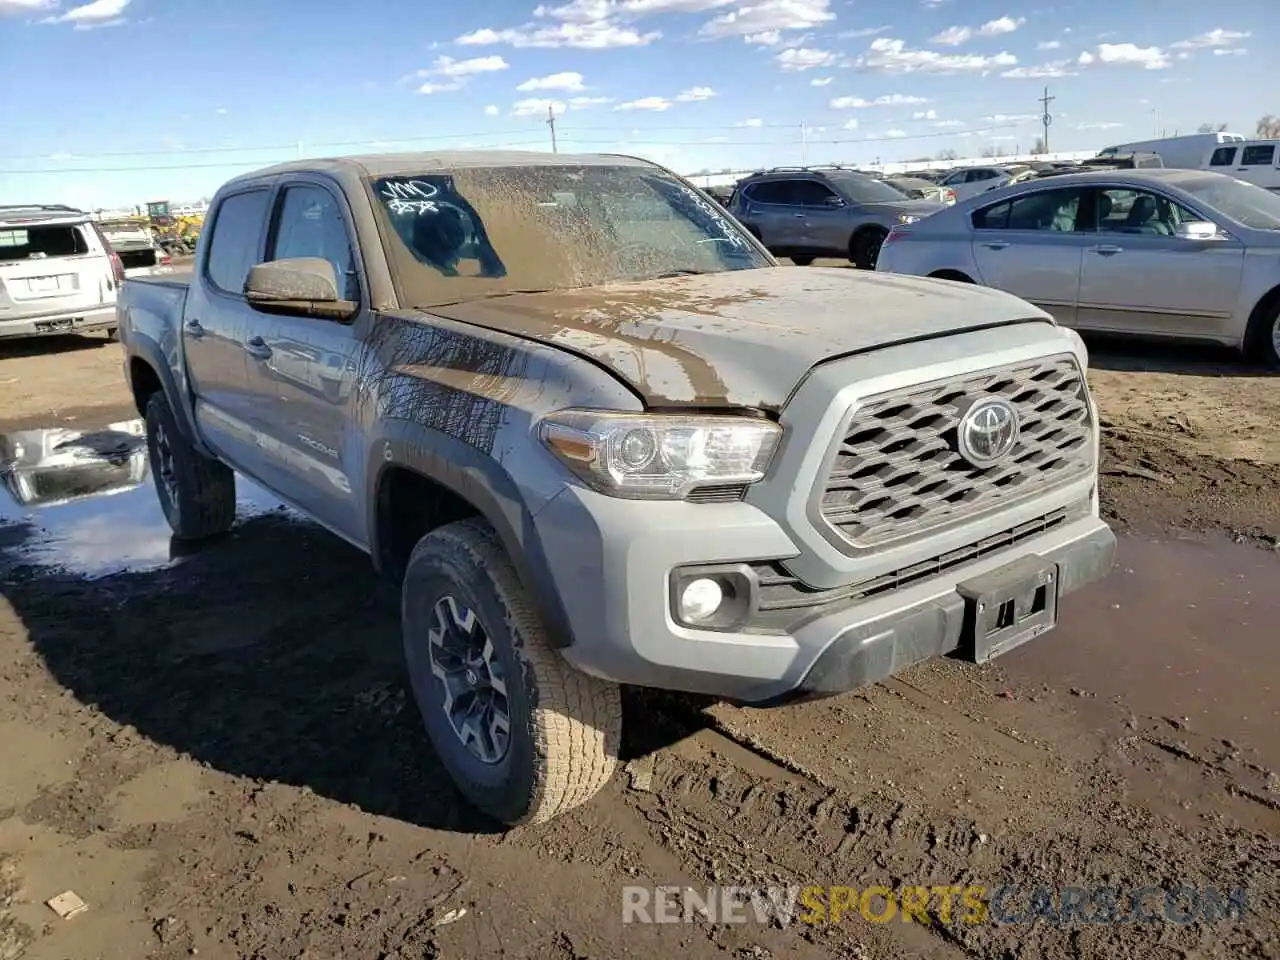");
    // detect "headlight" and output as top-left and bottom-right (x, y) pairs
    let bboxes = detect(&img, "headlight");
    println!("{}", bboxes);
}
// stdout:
(897, 214), (920, 225)
(538, 409), (781, 500)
